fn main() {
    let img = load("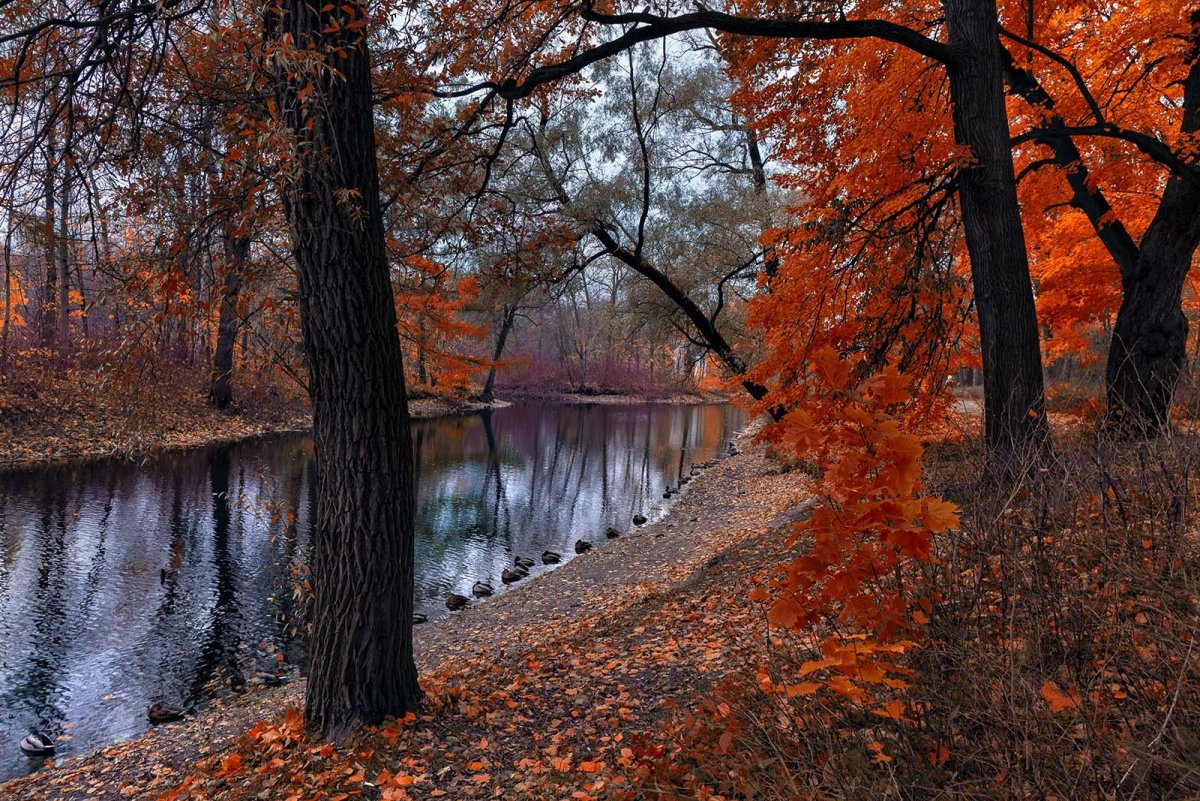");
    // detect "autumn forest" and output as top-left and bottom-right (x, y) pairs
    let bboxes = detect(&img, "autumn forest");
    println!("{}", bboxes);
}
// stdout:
(0, 0), (1198, 798)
